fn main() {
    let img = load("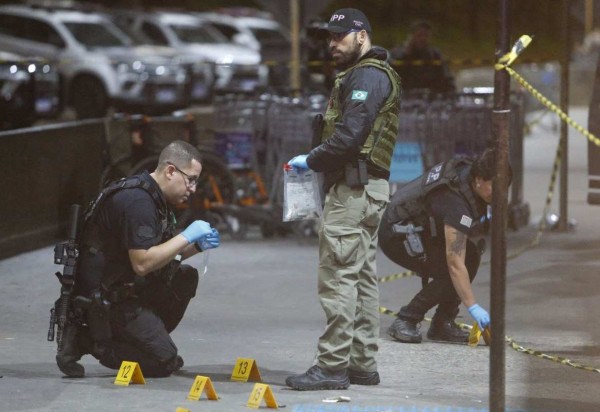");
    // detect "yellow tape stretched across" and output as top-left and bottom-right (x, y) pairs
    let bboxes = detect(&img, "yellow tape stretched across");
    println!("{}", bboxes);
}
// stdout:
(379, 306), (600, 373)
(504, 66), (600, 148)
(495, 35), (600, 148)
(377, 270), (416, 283)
